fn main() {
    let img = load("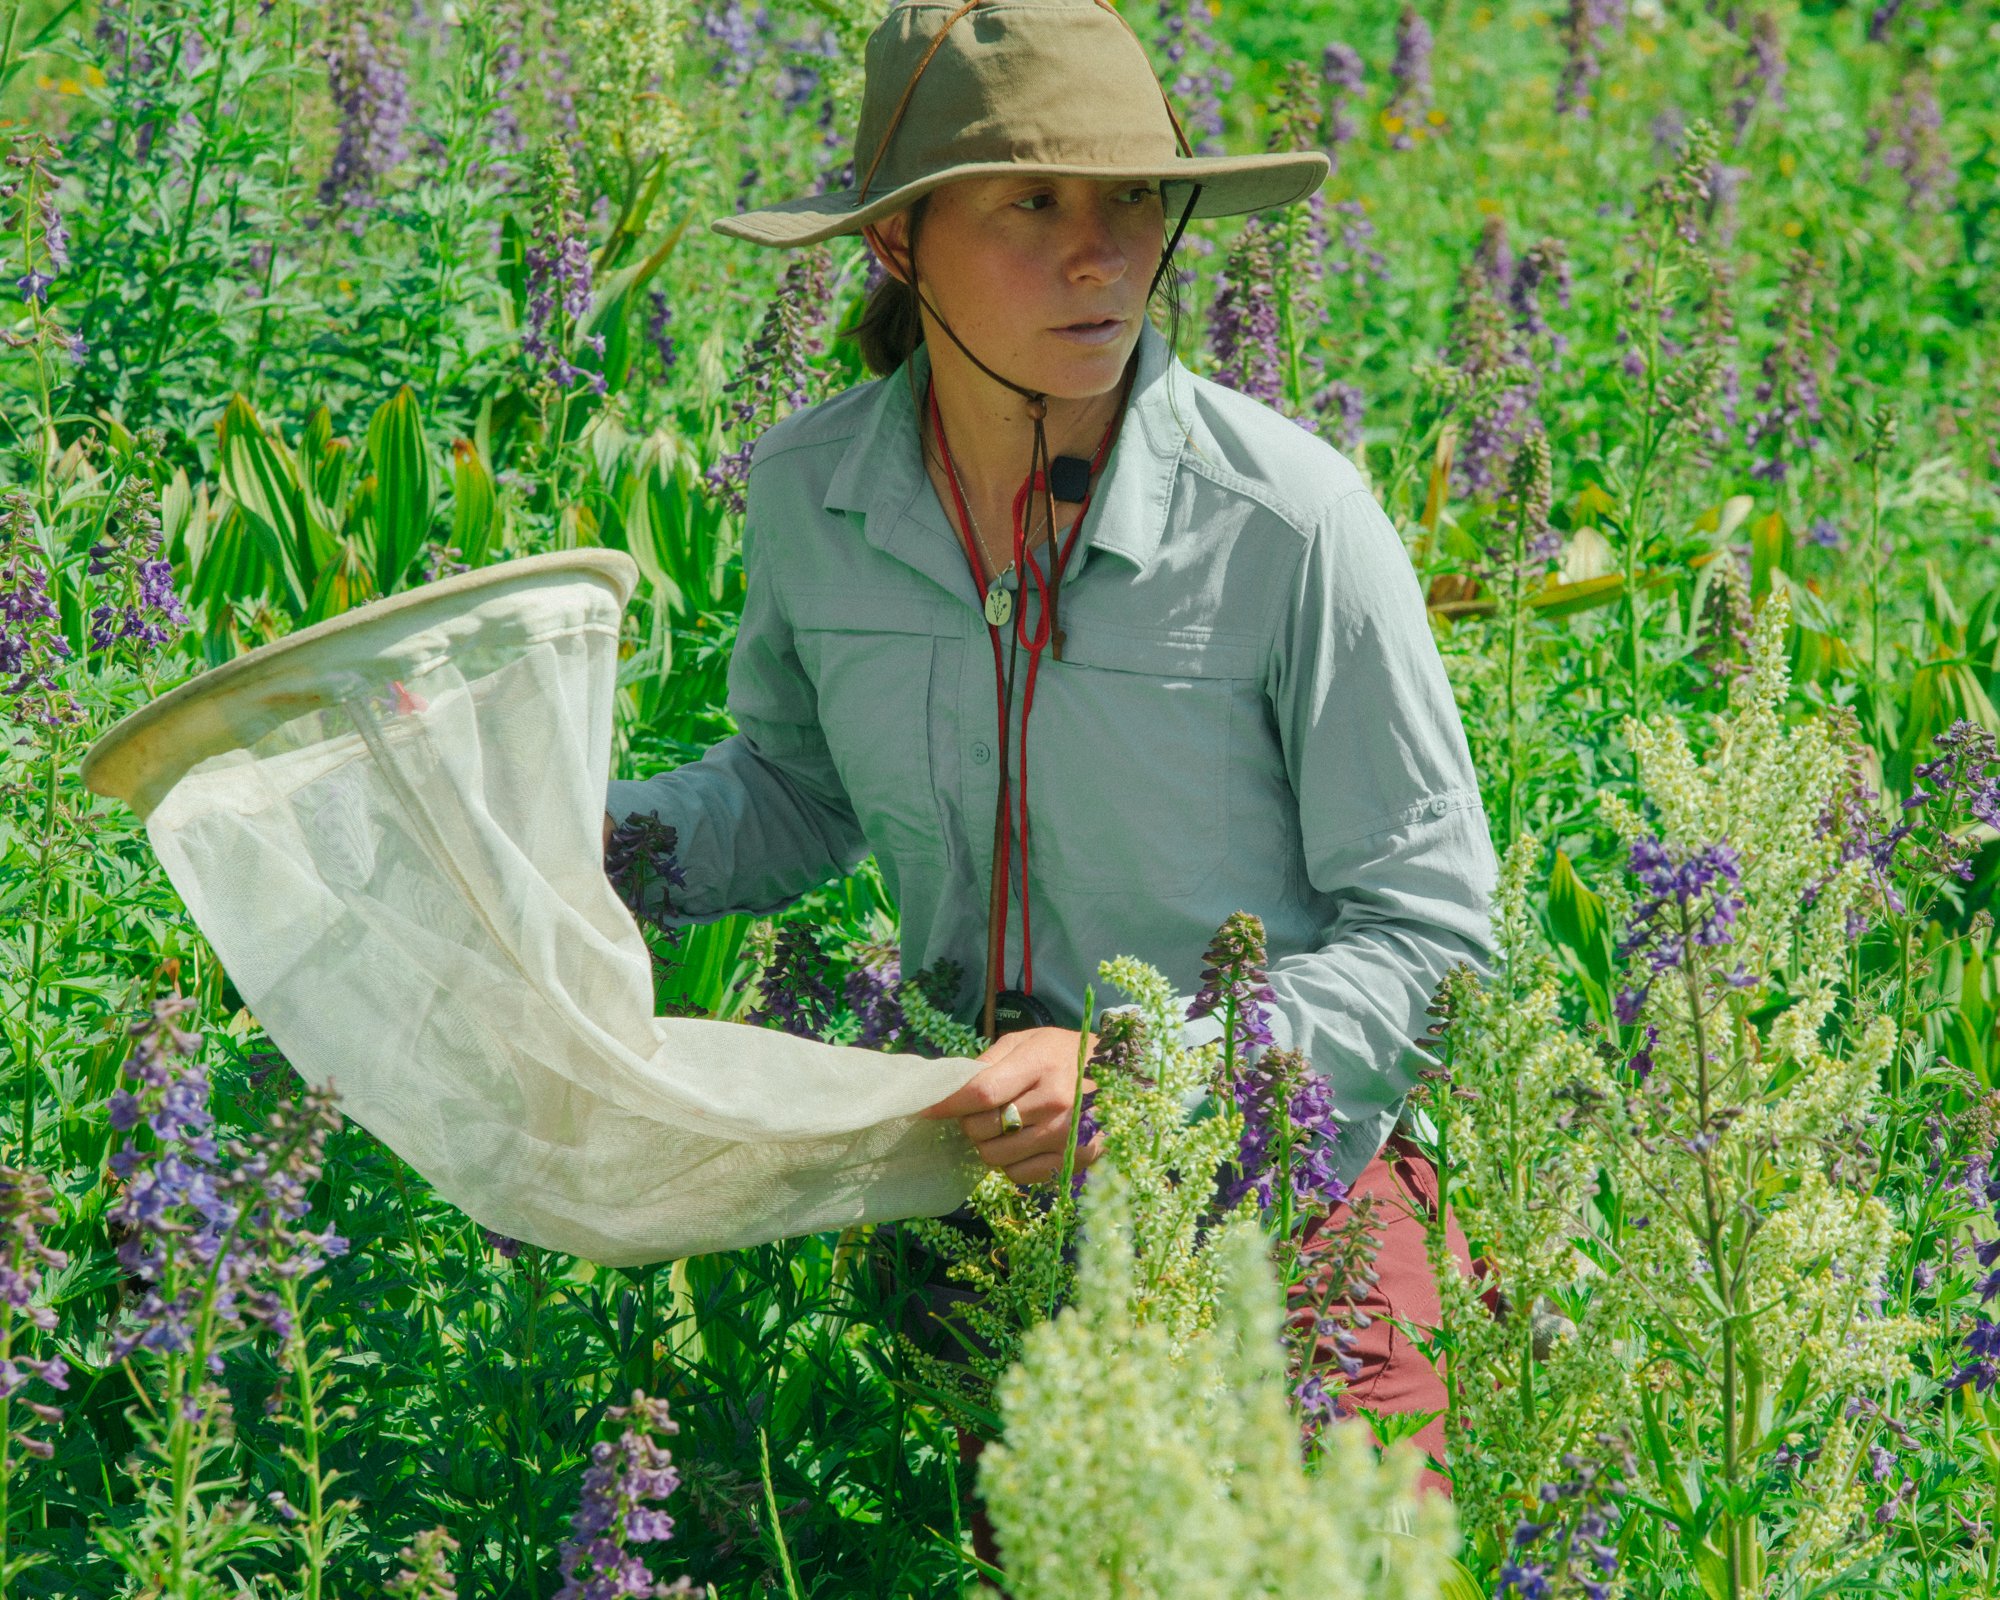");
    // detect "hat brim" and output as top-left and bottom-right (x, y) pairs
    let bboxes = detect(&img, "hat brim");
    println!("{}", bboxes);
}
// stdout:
(712, 150), (1330, 248)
